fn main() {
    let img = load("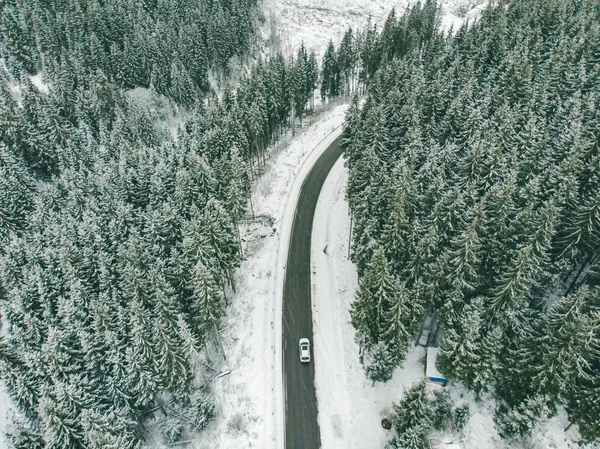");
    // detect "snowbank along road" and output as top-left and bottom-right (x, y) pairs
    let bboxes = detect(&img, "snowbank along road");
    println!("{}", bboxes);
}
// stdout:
(283, 136), (344, 449)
